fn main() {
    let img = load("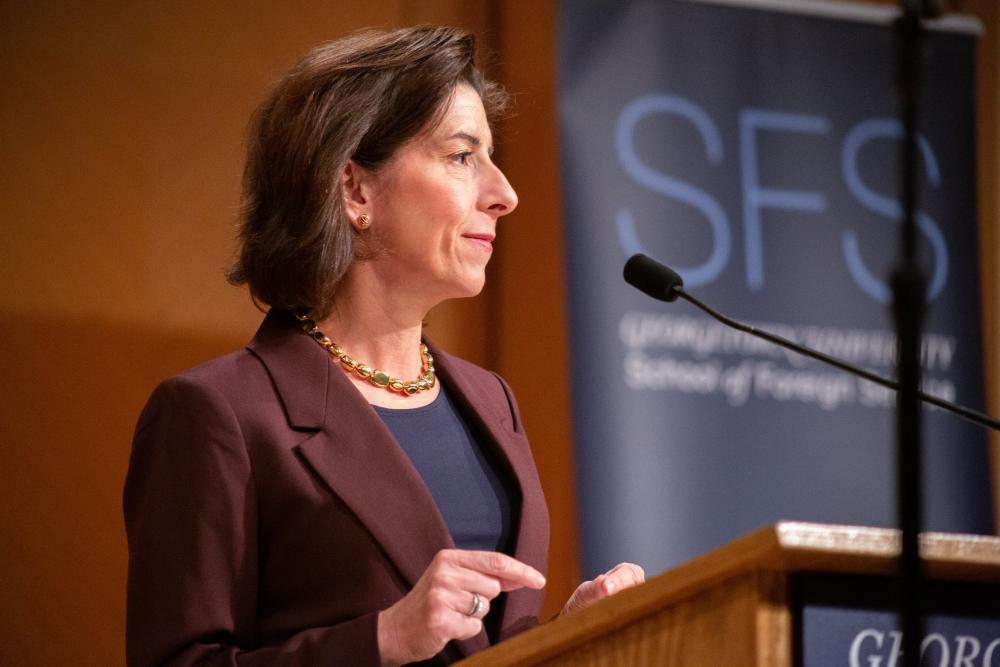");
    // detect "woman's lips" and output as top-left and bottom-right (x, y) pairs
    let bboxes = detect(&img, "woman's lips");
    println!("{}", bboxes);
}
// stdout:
(462, 233), (495, 250)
